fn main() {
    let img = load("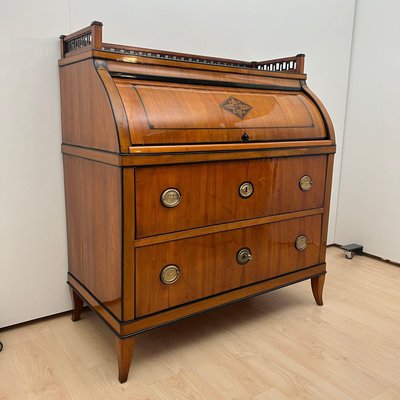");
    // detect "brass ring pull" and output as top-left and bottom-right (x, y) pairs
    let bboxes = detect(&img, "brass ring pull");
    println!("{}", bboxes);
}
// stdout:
(160, 265), (180, 285)
(239, 182), (254, 198)
(299, 175), (313, 191)
(161, 188), (181, 208)
(295, 235), (308, 251)
(237, 247), (253, 265)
